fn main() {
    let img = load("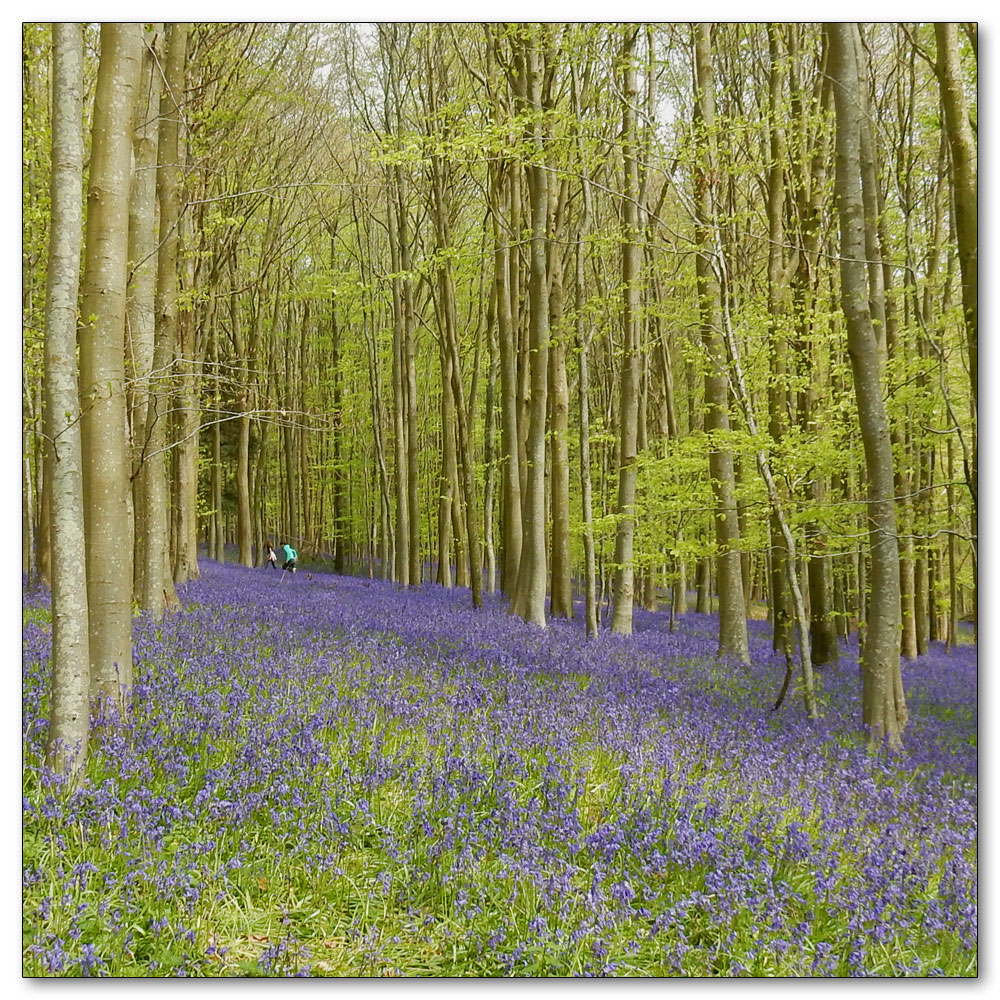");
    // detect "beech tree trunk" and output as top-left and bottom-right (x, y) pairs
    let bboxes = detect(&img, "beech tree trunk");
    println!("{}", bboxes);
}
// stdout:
(170, 26), (199, 586)
(127, 24), (163, 601)
(610, 27), (641, 636)
(404, 280), (420, 585)
(44, 21), (90, 777)
(548, 176), (573, 619)
(79, 22), (142, 709)
(231, 254), (253, 567)
(492, 158), (522, 594)
(387, 180), (410, 585)
(483, 296), (498, 594)
(934, 23), (977, 635)
(829, 21), (906, 747)
(947, 435), (958, 652)
(510, 31), (550, 627)
(766, 25), (793, 654)
(693, 22), (749, 663)
(210, 303), (225, 562)
(330, 233), (347, 574)
(571, 61), (598, 637)
(436, 341), (457, 589)
(144, 22), (186, 618)
(22, 376), (36, 582)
